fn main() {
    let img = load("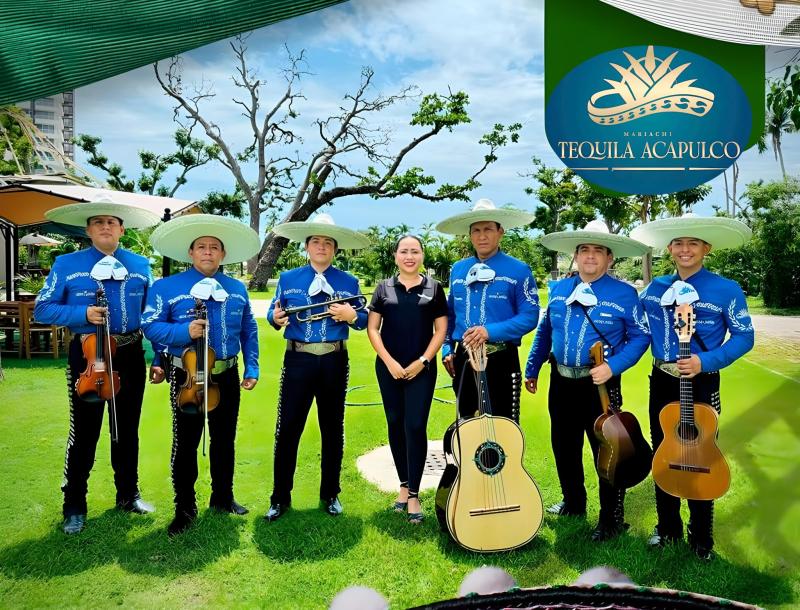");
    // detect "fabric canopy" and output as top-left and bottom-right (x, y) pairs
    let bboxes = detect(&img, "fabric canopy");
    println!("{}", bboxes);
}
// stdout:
(0, 181), (197, 227)
(0, 0), (347, 105)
